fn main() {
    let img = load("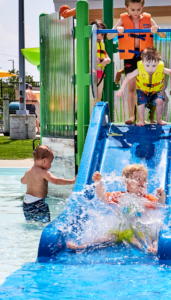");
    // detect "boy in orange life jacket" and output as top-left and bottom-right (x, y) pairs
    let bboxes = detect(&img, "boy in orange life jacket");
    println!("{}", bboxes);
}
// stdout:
(116, 47), (171, 126)
(91, 20), (111, 106)
(107, 0), (166, 125)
